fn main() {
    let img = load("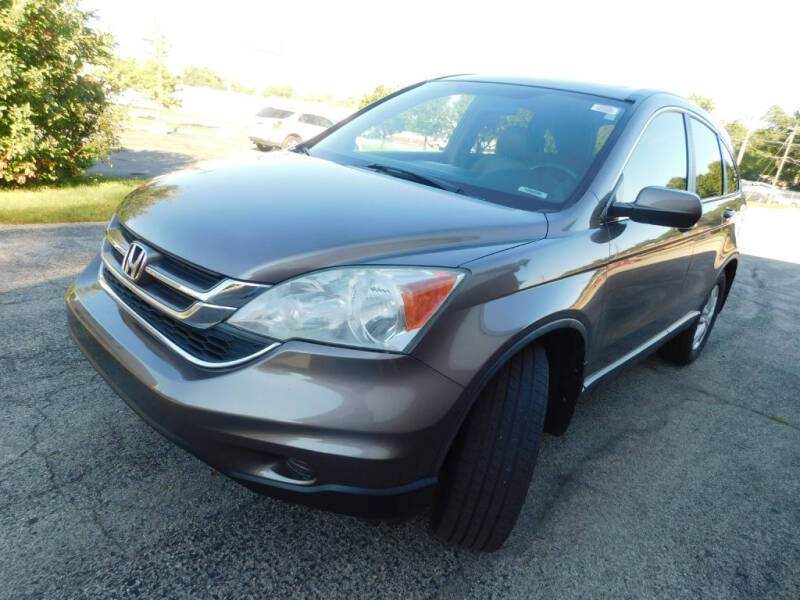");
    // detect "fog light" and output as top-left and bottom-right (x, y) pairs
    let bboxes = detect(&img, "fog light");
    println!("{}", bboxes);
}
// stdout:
(265, 457), (317, 485)
(284, 458), (315, 482)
